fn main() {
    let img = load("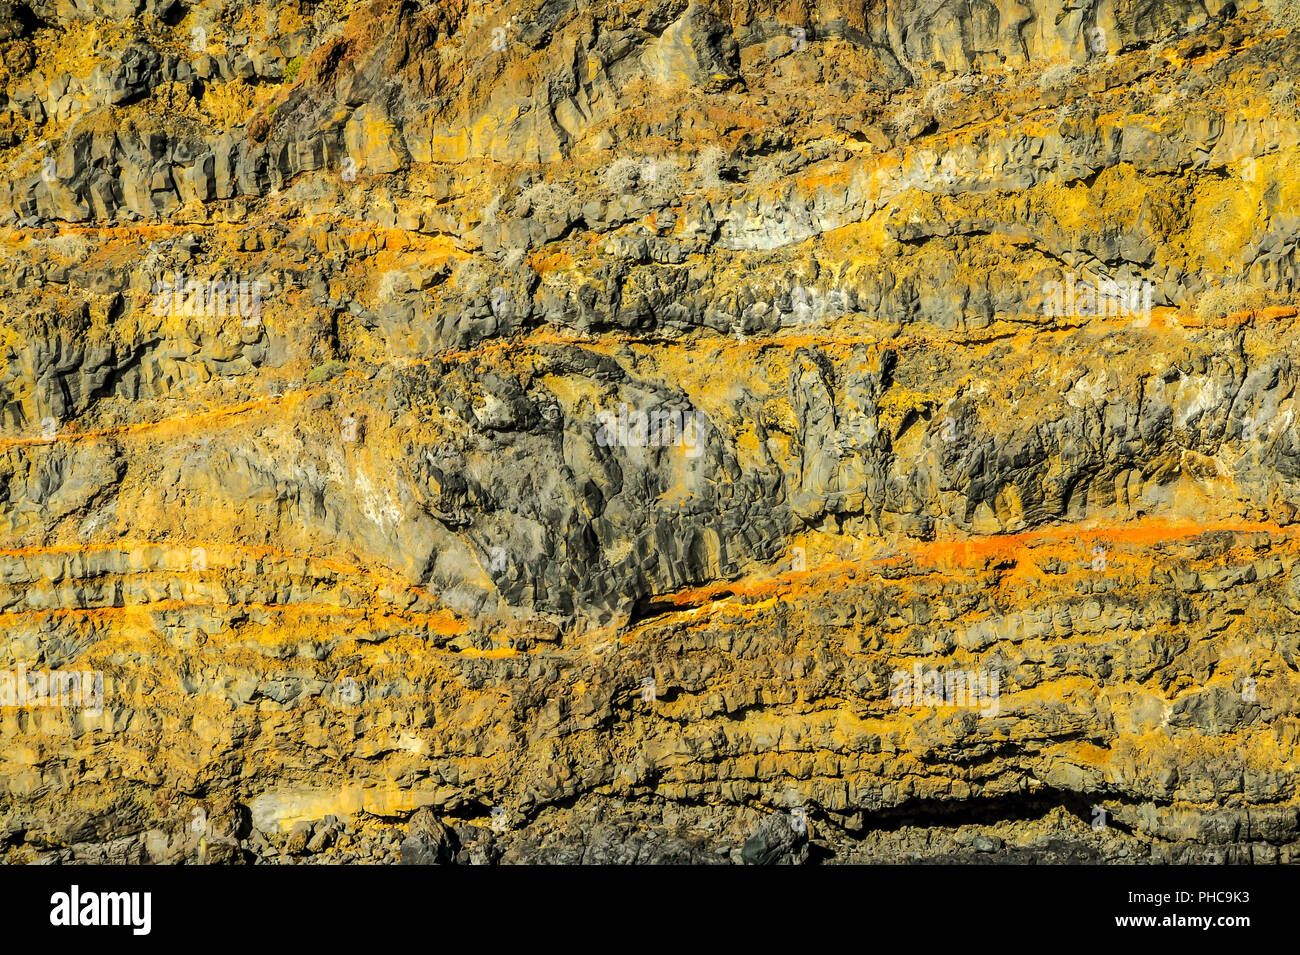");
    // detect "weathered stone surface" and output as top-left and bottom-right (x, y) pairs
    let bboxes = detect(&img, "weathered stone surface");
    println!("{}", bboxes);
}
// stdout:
(2, 0), (1300, 865)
